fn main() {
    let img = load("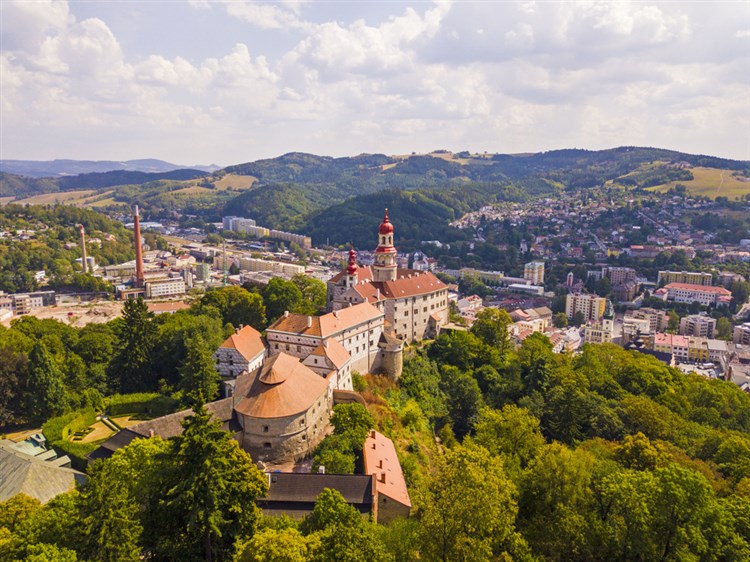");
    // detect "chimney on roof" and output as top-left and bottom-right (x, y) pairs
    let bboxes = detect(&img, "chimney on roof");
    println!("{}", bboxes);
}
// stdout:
(379, 473), (386, 483)
(376, 288), (380, 299)
(333, 311), (339, 318)
(307, 316), (312, 328)
(318, 465), (326, 474)
(370, 429), (376, 438)
(149, 429), (154, 438)
(284, 310), (289, 317)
